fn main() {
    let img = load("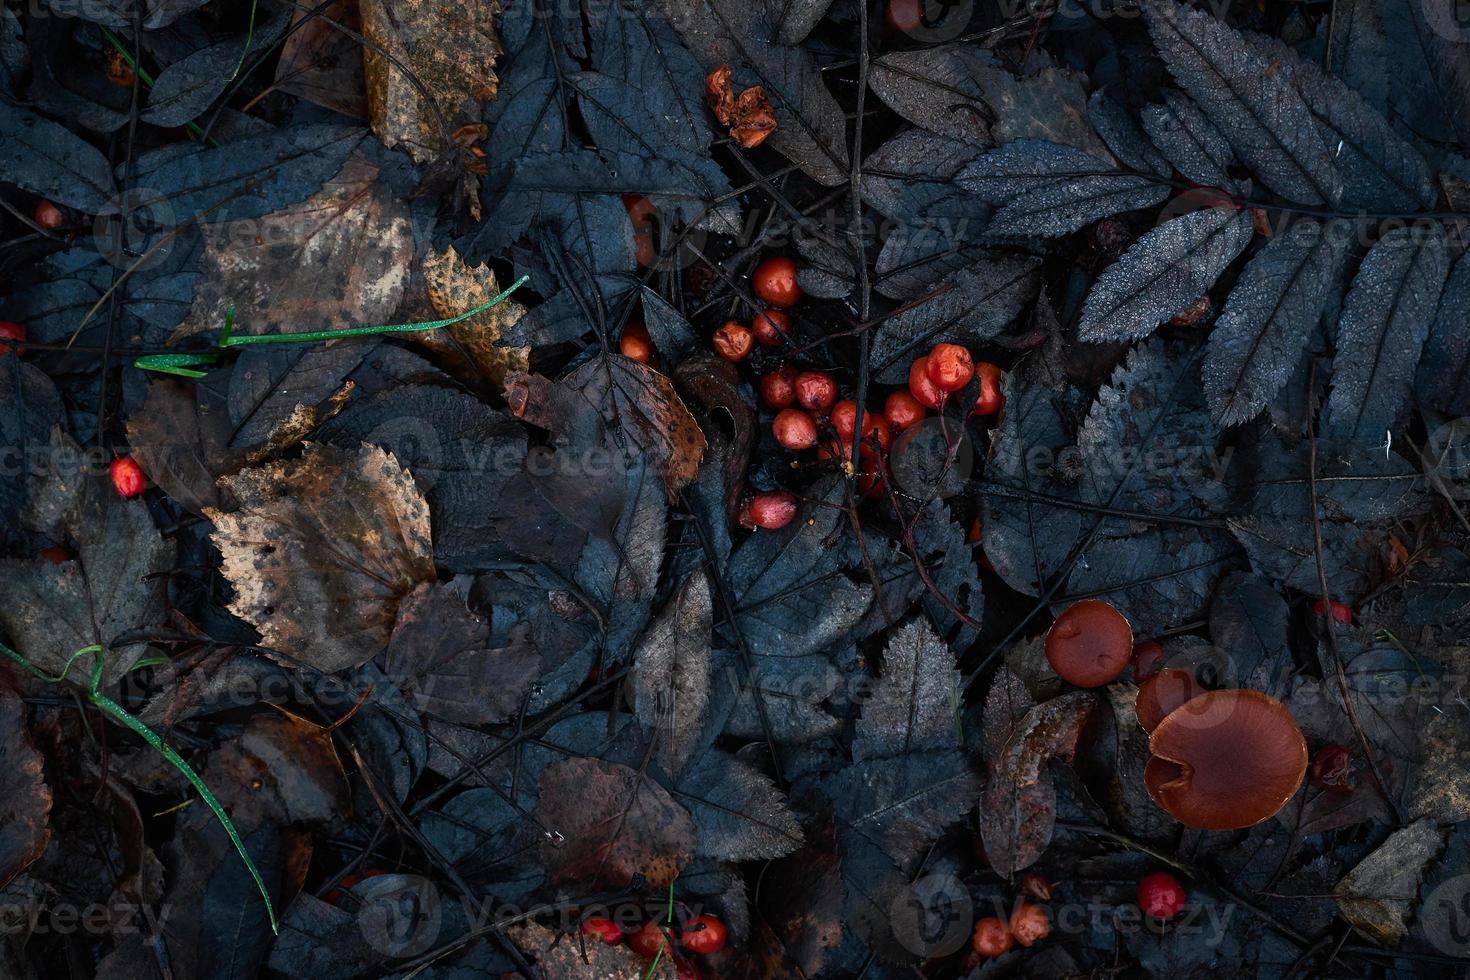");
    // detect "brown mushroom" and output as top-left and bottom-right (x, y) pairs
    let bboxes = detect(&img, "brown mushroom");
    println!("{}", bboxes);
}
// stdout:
(1134, 668), (1207, 733)
(1144, 689), (1307, 830)
(1044, 599), (1133, 687)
